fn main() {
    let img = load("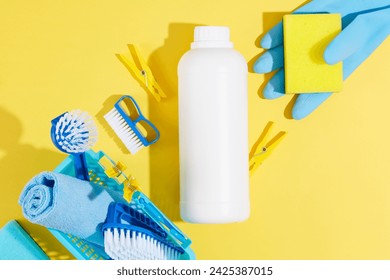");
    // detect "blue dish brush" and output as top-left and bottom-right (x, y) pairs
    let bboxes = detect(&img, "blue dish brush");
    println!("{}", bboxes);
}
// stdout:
(50, 110), (98, 181)
(102, 202), (185, 260)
